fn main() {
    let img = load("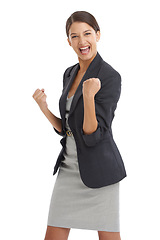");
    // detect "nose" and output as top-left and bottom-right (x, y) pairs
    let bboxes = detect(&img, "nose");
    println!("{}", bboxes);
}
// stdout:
(78, 35), (86, 46)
